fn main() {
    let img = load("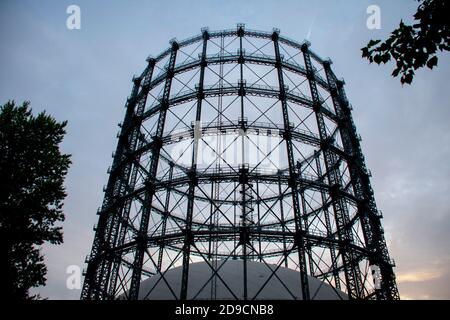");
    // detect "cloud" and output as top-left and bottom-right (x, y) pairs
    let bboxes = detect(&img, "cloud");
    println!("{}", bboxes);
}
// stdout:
(397, 270), (442, 284)
(398, 268), (450, 300)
